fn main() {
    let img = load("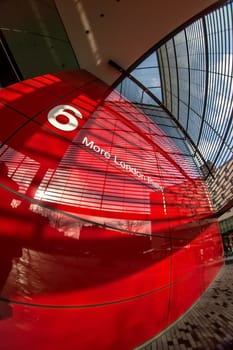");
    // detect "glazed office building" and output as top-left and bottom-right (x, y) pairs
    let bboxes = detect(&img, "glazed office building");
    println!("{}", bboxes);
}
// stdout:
(0, 1), (232, 350)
